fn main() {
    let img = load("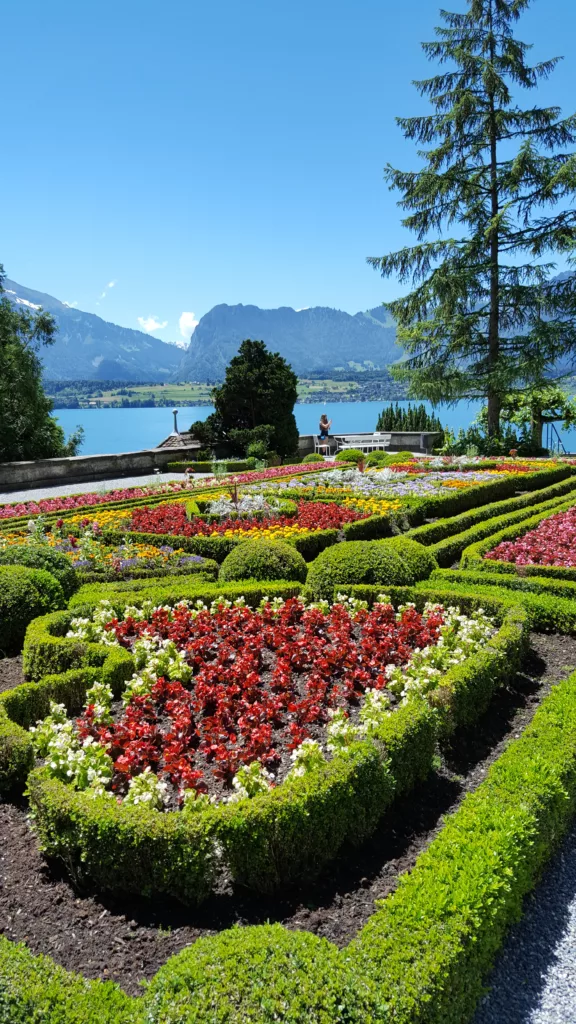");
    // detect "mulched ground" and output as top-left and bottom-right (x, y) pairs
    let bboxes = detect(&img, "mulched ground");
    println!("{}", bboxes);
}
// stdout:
(0, 656), (24, 693)
(0, 631), (575, 996)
